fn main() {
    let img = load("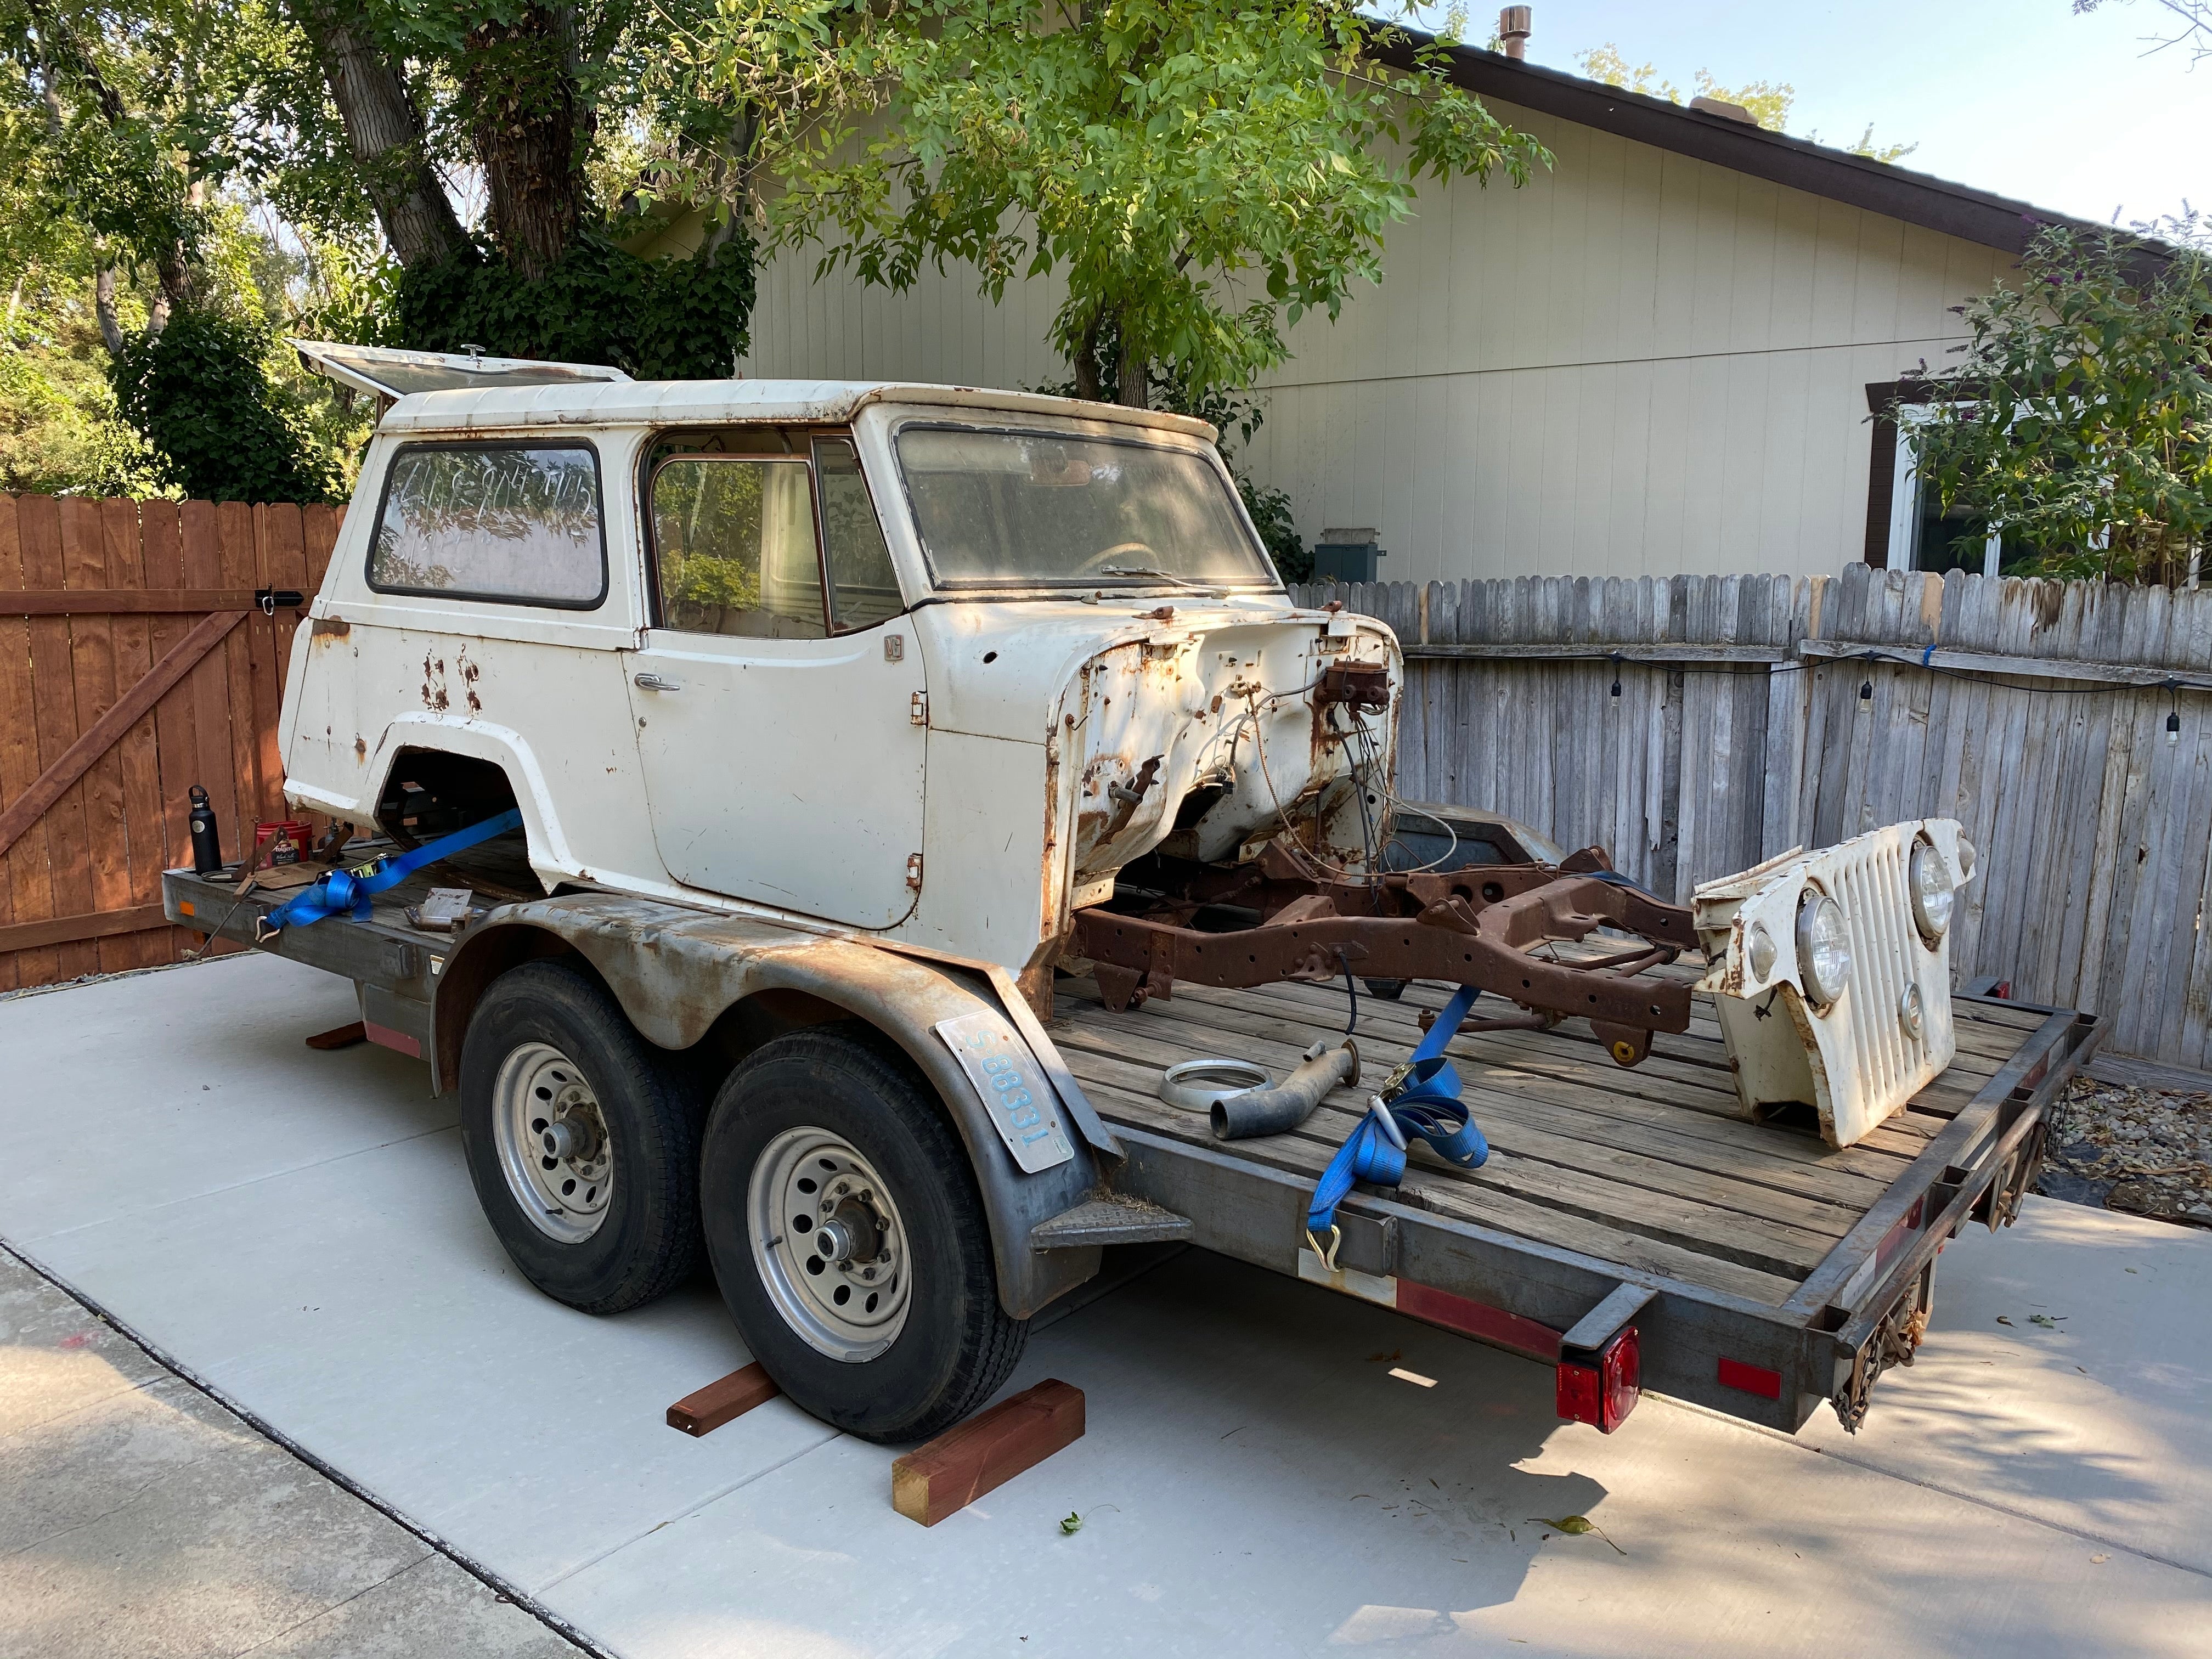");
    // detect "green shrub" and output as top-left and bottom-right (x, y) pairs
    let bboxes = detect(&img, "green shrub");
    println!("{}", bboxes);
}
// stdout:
(109, 309), (340, 503)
